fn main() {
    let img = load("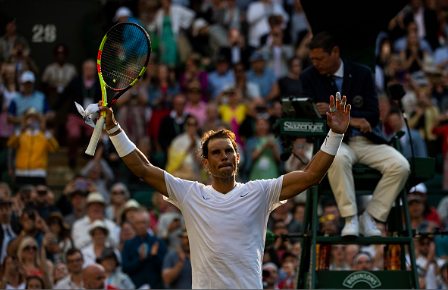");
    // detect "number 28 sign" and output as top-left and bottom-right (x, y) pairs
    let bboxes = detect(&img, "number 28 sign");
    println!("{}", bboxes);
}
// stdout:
(32, 24), (57, 43)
